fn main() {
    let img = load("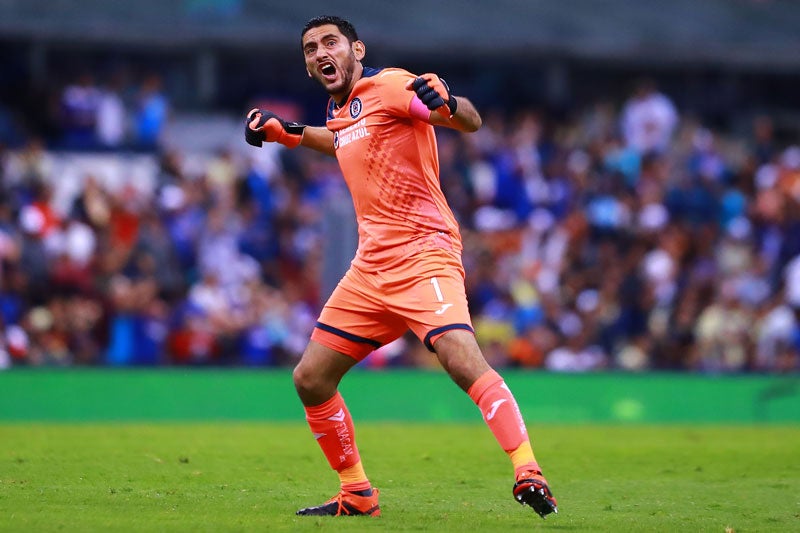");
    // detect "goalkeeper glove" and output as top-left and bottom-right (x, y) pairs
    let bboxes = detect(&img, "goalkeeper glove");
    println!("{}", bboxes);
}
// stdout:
(245, 108), (305, 148)
(406, 74), (458, 117)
